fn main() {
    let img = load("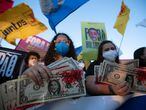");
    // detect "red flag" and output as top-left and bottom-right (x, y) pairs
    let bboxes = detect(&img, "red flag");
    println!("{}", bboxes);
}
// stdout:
(0, 0), (14, 14)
